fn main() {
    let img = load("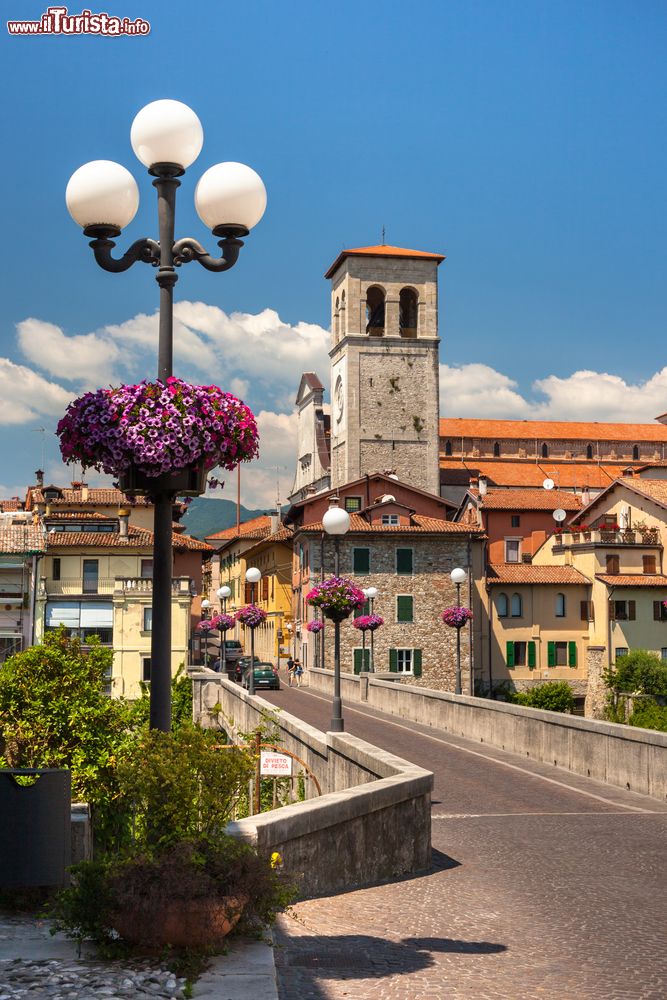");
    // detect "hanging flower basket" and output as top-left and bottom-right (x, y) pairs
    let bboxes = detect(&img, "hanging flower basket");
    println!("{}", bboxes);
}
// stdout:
(211, 613), (235, 632)
(306, 577), (366, 623)
(441, 606), (473, 629)
(56, 377), (259, 496)
(197, 619), (218, 633)
(352, 614), (384, 632)
(305, 620), (324, 634)
(235, 605), (267, 629)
